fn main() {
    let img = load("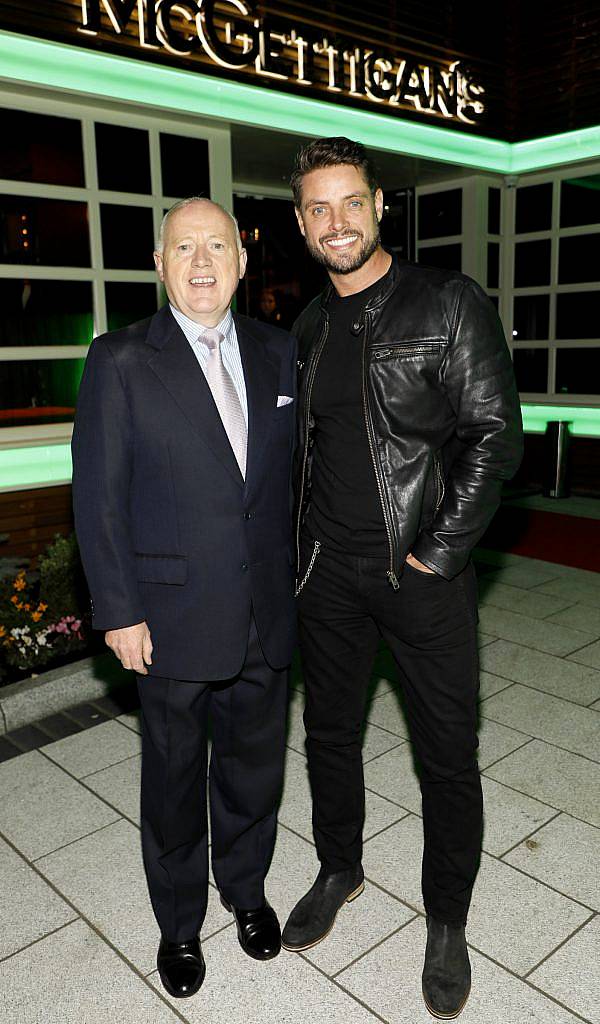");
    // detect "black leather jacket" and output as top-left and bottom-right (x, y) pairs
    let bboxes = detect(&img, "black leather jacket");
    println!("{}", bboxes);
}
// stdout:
(293, 257), (524, 583)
